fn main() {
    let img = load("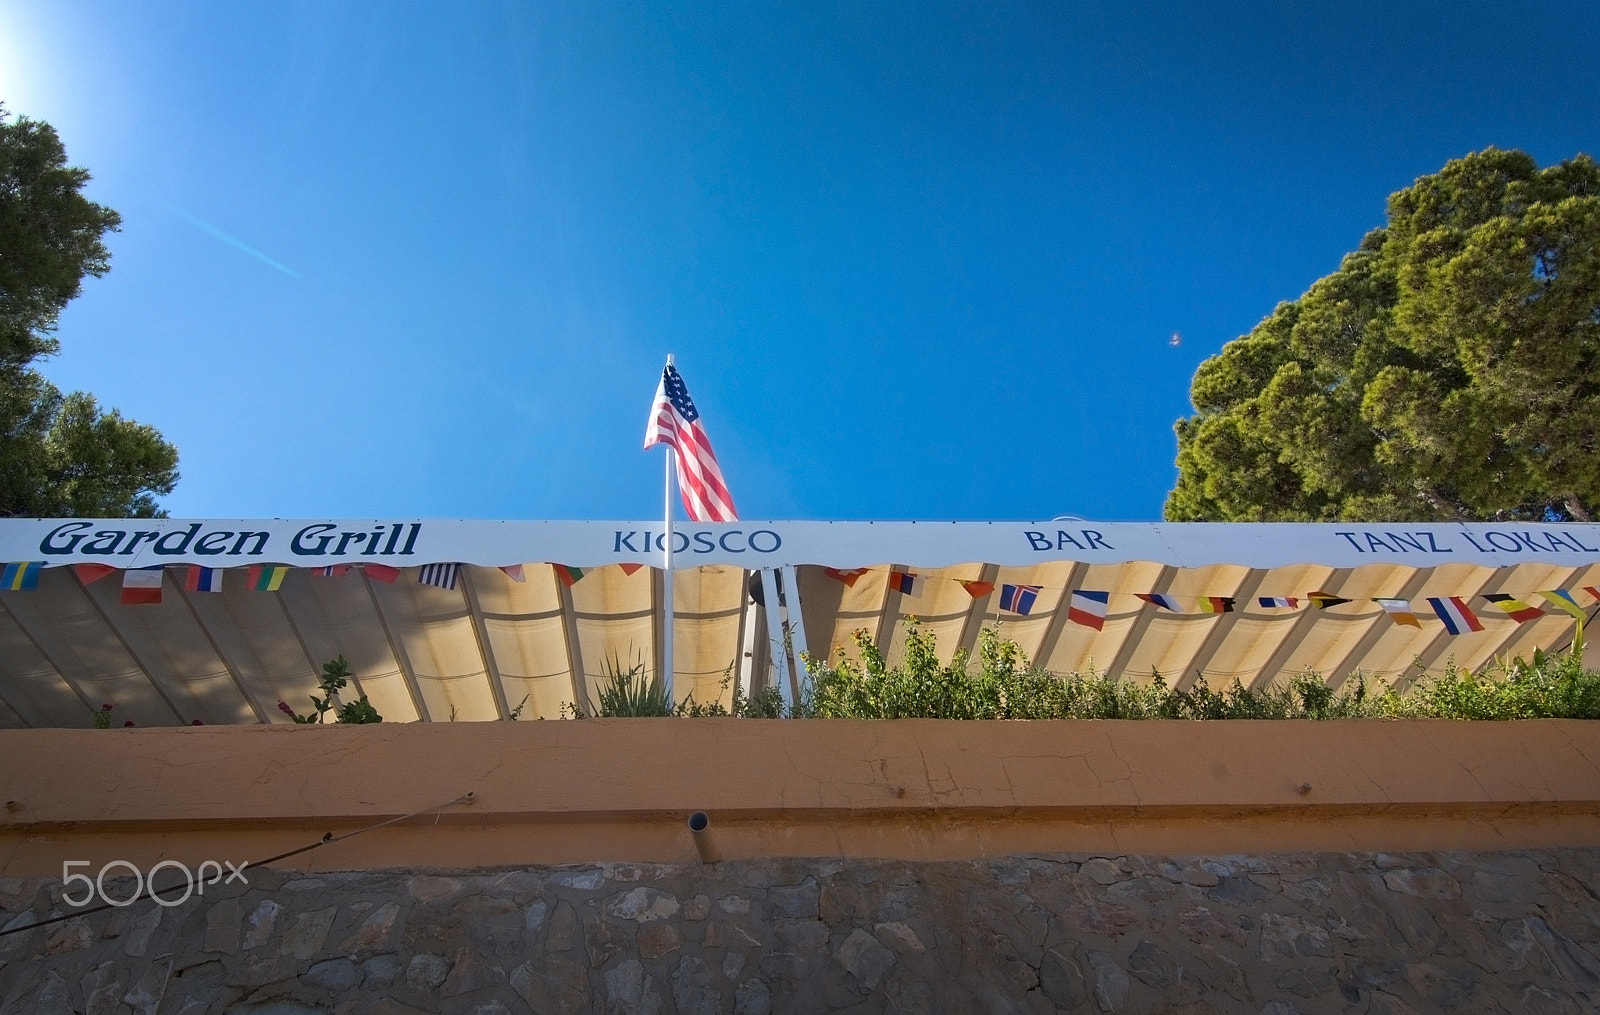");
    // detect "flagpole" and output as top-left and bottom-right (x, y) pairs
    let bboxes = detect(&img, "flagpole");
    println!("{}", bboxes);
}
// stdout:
(662, 355), (676, 709)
